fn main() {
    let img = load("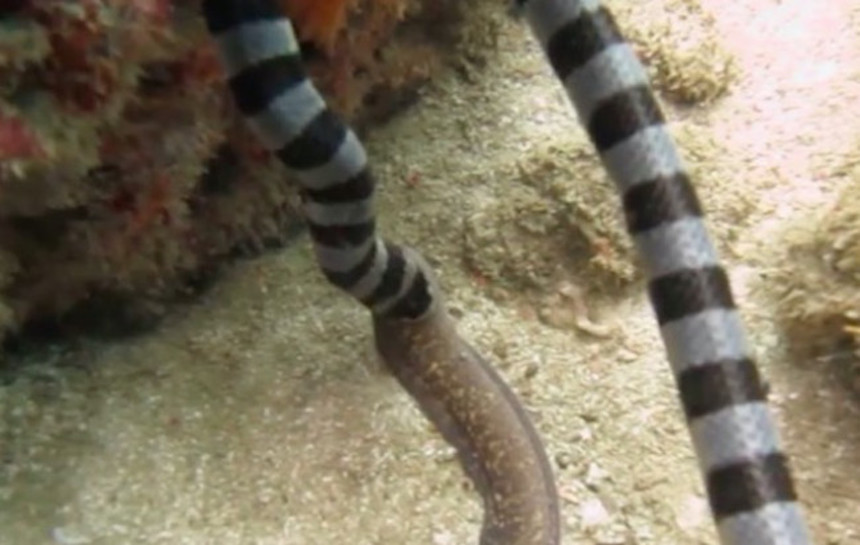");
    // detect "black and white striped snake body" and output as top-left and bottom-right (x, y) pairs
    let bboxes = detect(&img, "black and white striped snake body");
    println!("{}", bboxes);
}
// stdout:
(516, 1), (812, 543)
(202, 1), (813, 544)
